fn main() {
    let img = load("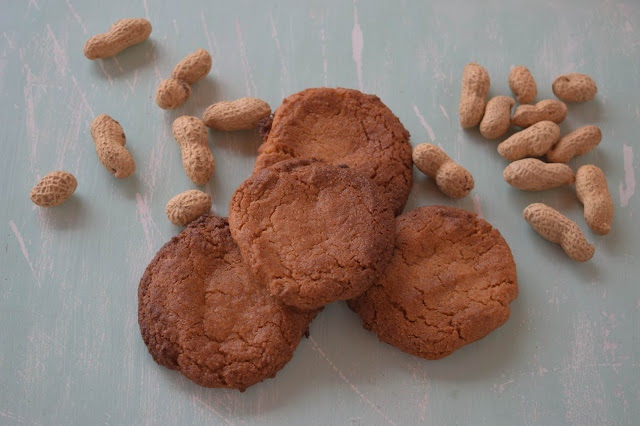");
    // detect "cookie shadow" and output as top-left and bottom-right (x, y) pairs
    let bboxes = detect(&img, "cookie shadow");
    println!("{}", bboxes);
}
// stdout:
(404, 172), (453, 212)
(209, 128), (264, 158)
